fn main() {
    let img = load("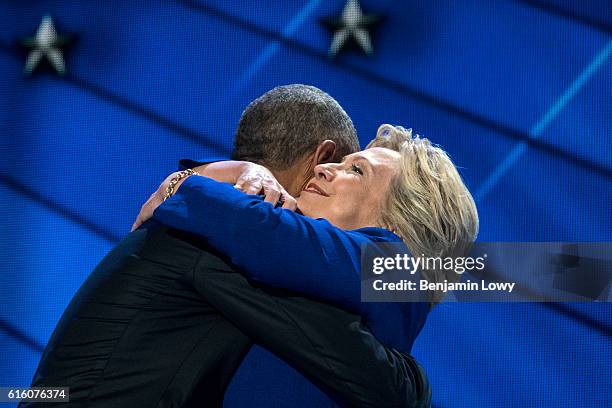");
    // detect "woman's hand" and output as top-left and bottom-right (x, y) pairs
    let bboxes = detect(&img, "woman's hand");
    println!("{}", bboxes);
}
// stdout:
(232, 162), (297, 209)
(131, 171), (185, 232)
(131, 162), (297, 232)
